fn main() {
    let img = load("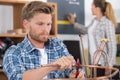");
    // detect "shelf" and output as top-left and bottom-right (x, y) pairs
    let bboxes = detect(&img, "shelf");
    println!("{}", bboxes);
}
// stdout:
(0, 0), (28, 4)
(0, 34), (25, 38)
(0, 1), (57, 38)
(0, 34), (57, 38)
